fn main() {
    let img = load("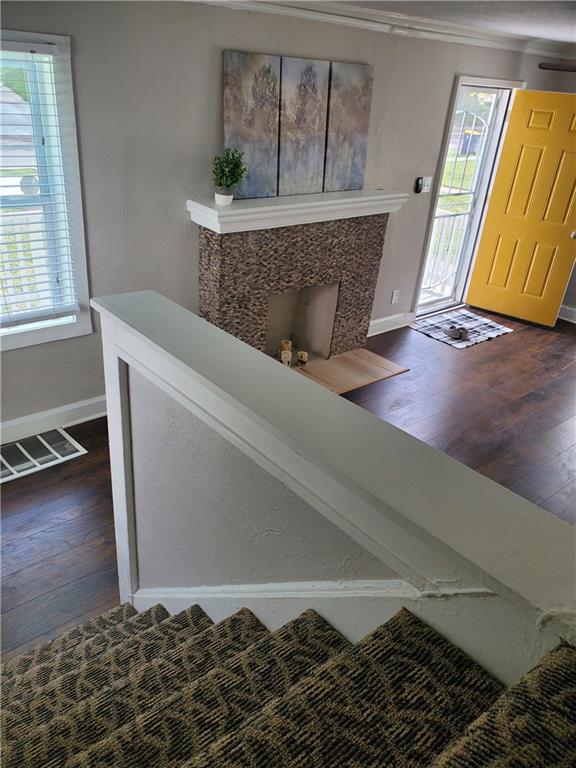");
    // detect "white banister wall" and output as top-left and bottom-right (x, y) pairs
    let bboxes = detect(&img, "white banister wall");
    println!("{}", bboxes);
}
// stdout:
(129, 367), (395, 588)
(93, 291), (575, 683)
